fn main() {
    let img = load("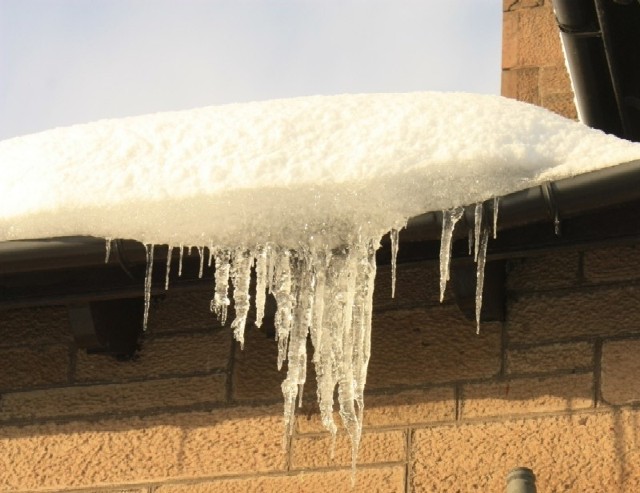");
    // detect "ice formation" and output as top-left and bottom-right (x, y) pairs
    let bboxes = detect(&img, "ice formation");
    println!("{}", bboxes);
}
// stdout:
(2, 92), (640, 467)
